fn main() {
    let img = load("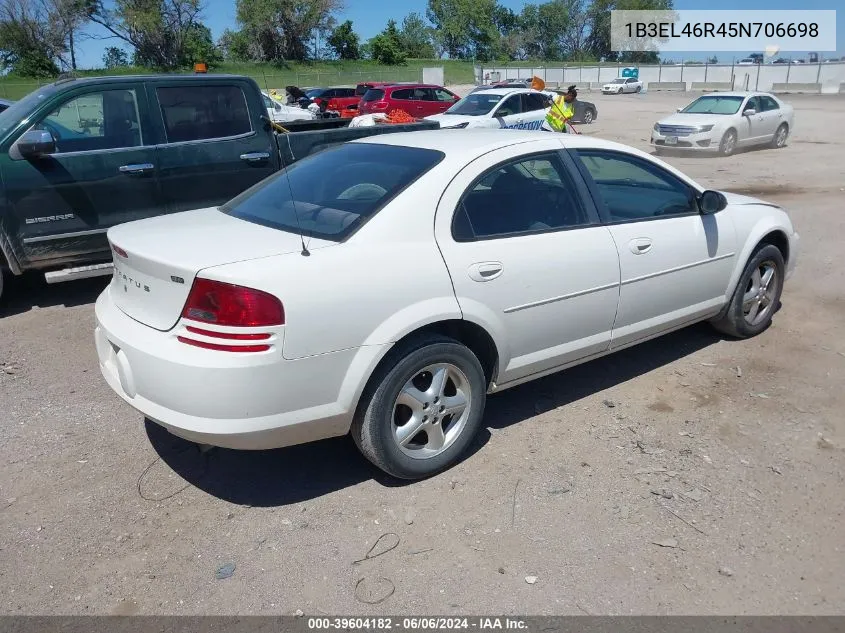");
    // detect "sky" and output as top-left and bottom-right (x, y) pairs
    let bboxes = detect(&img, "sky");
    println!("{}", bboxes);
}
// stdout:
(74, 0), (843, 69)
